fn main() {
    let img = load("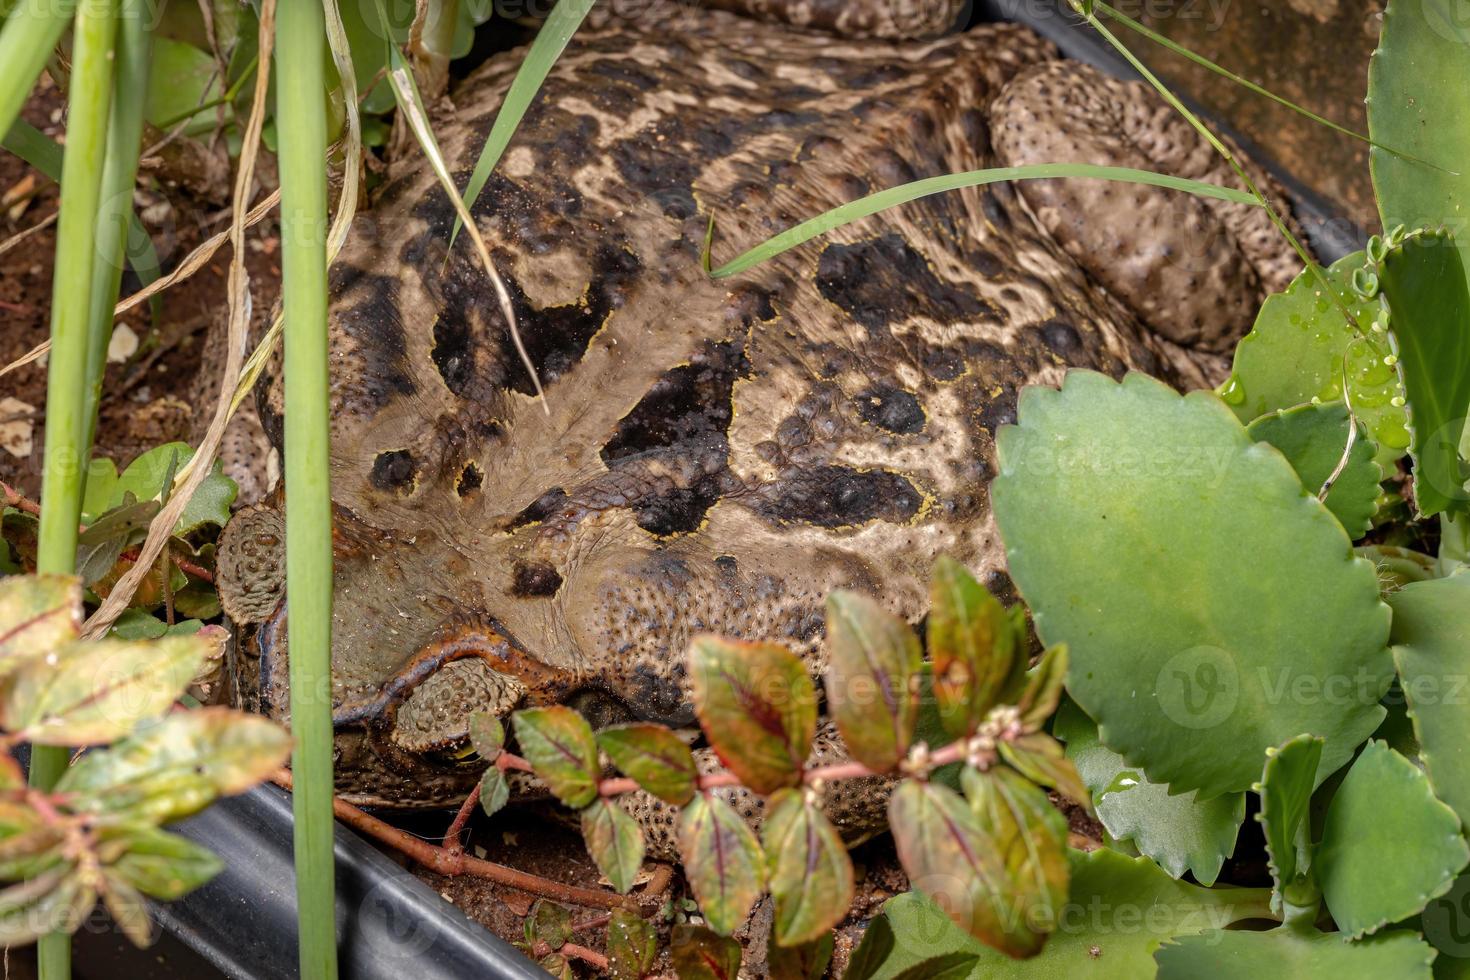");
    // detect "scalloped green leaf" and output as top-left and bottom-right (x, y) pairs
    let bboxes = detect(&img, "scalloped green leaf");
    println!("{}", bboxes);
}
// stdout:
(580, 798), (645, 895)
(114, 443), (237, 535)
(1368, 0), (1470, 302)
(863, 849), (1272, 979)
(678, 792), (765, 936)
(928, 556), (1017, 738)
(763, 788), (855, 947)
(992, 371), (1394, 799)
(689, 636), (815, 795)
(1317, 740), (1469, 937)
(1222, 253), (1408, 466)
(1155, 927), (1435, 979)
(1376, 229), (1470, 517)
(1256, 735), (1322, 912)
(1056, 699), (1243, 886)
(825, 591), (922, 772)
(510, 706), (600, 809)
(1247, 403), (1381, 538)
(597, 722), (697, 806)
(1389, 575), (1470, 827)
(843, 913), (896, 980)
